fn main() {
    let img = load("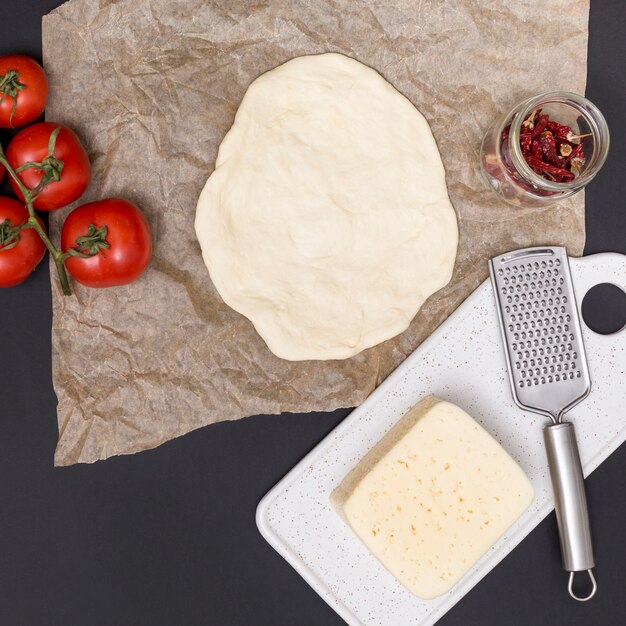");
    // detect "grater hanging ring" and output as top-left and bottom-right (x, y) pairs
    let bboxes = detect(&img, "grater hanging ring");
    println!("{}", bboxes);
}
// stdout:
(568, 569), (597, 602)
